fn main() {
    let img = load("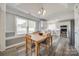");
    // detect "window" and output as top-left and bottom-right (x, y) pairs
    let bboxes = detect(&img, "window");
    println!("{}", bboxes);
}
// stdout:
(16, 17), (27, 35)
(40, 21), (44, 31)
(16, 16), (36, 35)
(47, 23), (56, 30)
(40, 21), (44, 28)
(28, 20), (36, 33)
